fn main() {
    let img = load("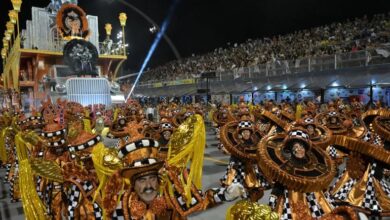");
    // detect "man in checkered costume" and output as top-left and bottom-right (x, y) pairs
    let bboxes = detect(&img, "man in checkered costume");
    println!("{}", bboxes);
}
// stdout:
(157, 116), (175, 160)
(103, 114), (208, 220)
(212, 104), (230, 155)
(62, 117), (104, 220)
(205, 116), (270, 205)
(328, 118), (390, 217)
(260, 128), (339, 220)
